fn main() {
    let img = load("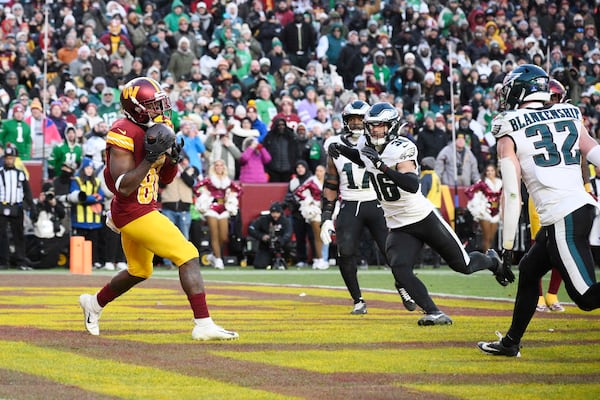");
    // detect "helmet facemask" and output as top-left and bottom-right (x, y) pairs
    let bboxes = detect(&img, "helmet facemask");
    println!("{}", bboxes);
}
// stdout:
(342, 100), (370, 139)
(344, 115), (365, 138)
(136, 92), (172, 125)
(364, 102), (400, 149)
(121, 77), (173, 126)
